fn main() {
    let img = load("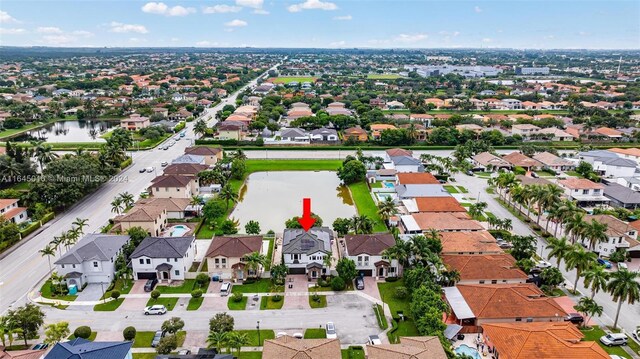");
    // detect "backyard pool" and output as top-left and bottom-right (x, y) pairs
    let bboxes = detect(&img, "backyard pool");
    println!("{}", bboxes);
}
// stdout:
(375, 192), (397, 202)
(454, 344), (481, 359)
(169, 225), (189, 237)
(383, 182), (395, 189)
